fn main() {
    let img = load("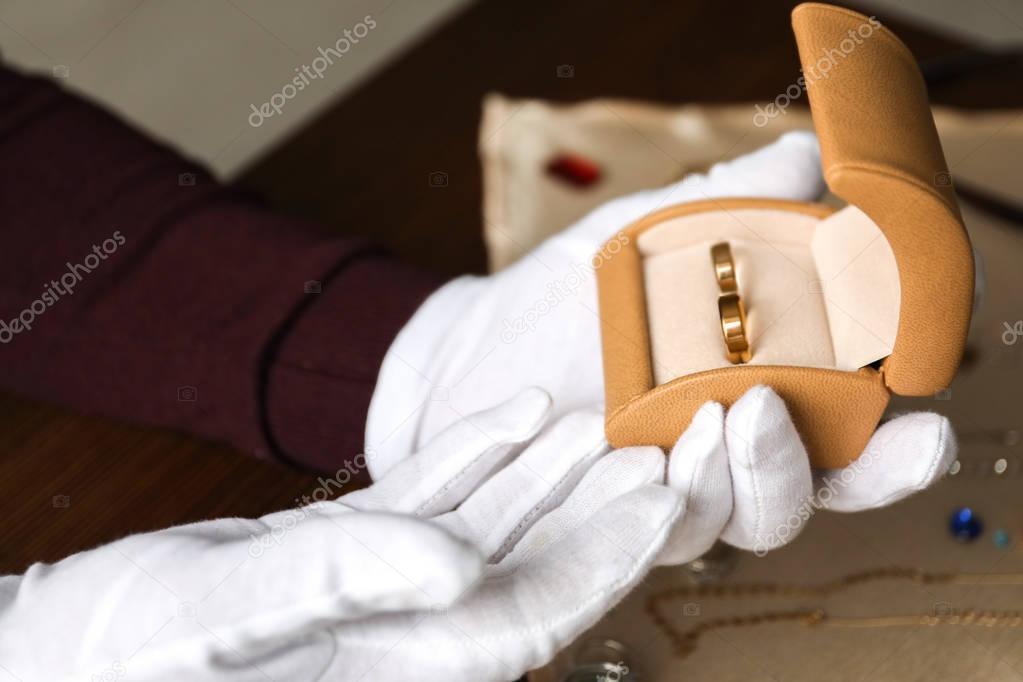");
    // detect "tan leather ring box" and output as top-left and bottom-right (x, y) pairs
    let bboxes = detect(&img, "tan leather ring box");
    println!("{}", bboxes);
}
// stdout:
(596, 3), (974, 468)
